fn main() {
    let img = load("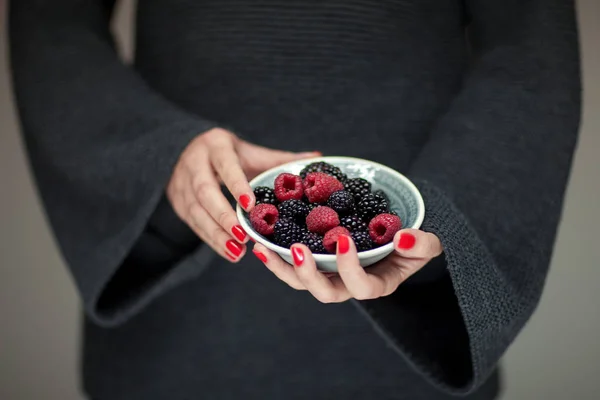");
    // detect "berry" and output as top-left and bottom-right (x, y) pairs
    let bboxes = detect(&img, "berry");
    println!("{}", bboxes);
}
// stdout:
(273, 219), (306, 248)
(373, 189), (390, 205)
(357, 193), (389, 221)
(300, 161), (347, 183)
(344, 178), (372, 200)
(306, 206), (340, 234)
(340, 215), (368, 232)
(249, 204), (279, 236)
(274, 173), (304, 202)
(278, 200), (310, 224)
(323, 226), (351, 253)
(326, 190), (355, 215)
(368, 213), (402, 245)
(352, 230), (375, 252)
(254, 186), (278, 206)
(302, 232), (327, 254)
(303, 172), (344, 203)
